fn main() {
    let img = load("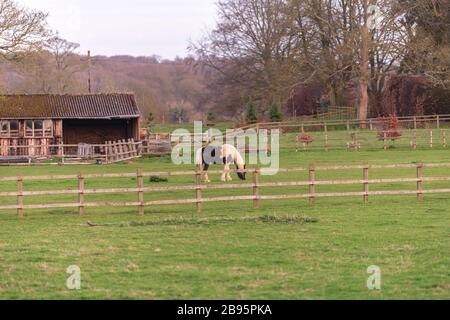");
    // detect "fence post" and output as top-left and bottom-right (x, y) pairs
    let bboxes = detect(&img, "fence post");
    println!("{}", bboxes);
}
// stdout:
(369, 119), (373, 130)
(383, 132), (387, 150)
(253, 167), (260, 209)
(131, 139), (137, 156)
(111, 141), (116, 162)
(111, 141), (116, 161)
(120, 140), (126, 160)
(430, 130), (433, 148)
(118, 140), (123, 160)
(443, 131), (447, 148)
(109, 141), (114, 162)
(309, 163), (316, 205)
(115, 141), (122, 161)
(195, 165), (202, 213)
(58, 141), (64, 157)
(413, 116), (417, 130)
(17, 176), (24, 218)
(437, 115), (440, 129)
(127, 139), (133, 157)
(78, 173), (84, 216)
(137, 169), (144, 216)
(123, 139), (129, 158)
(363, 162), (369, 204)
(104, 141), (109, 163)
(61, 147), (65, 164)
(346, 121), (350, 131)
(412, 131), (417, 150)
(416, 163), (423, 201)
(126, 139), (132, 157)
(129, 139), (134, 157)
(104, 141), (108, 163)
